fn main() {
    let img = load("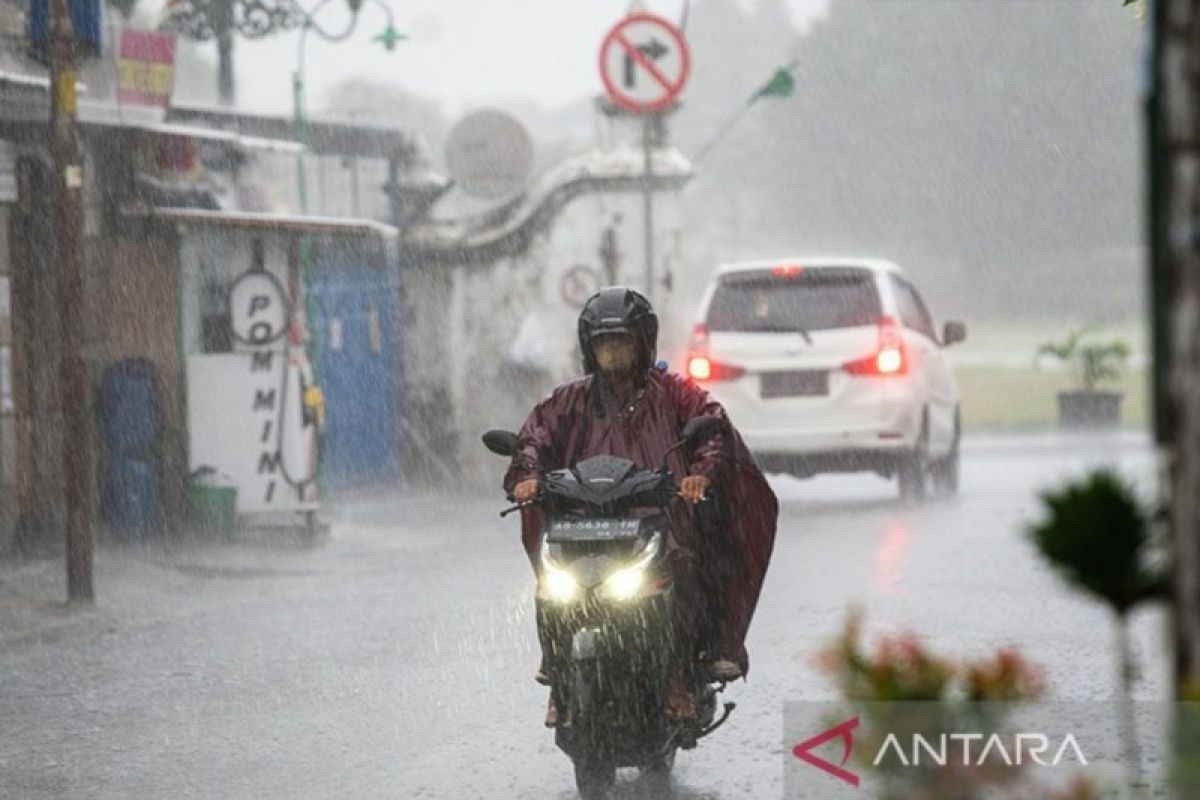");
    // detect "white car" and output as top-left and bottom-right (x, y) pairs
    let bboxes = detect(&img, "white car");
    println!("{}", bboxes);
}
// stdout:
(686, 258), (967, 499)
